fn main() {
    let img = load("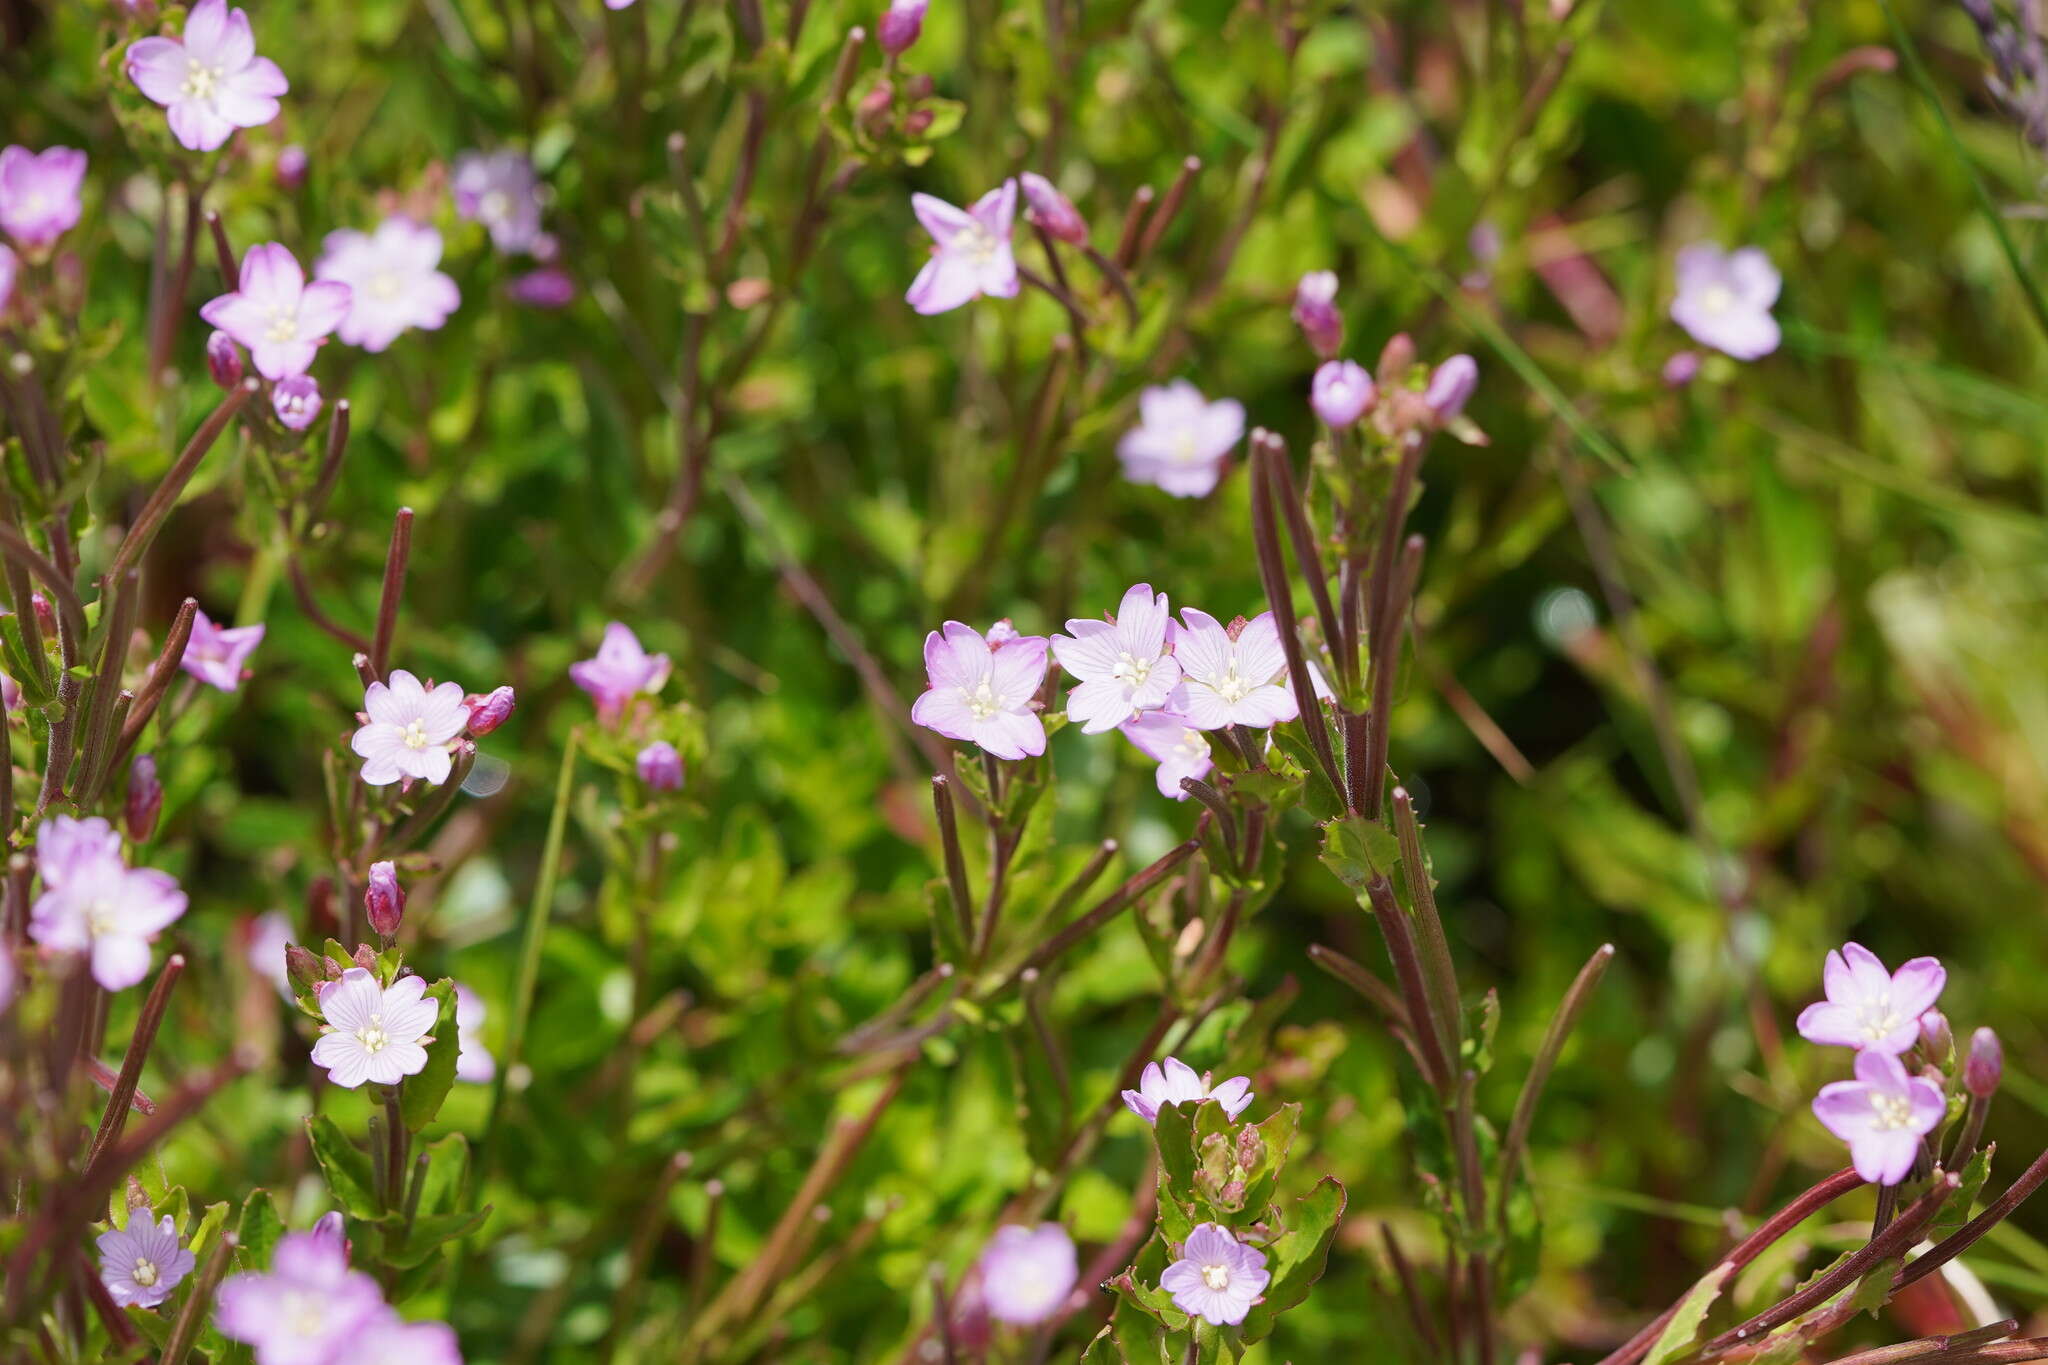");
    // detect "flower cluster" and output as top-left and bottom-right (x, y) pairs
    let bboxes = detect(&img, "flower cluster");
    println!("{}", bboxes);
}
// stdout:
(1292, 273), (1479, 444)
(217, 1225), (461, 1364)
(26, 815), (188, 991)
(1797, 942), (1948, 1184)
